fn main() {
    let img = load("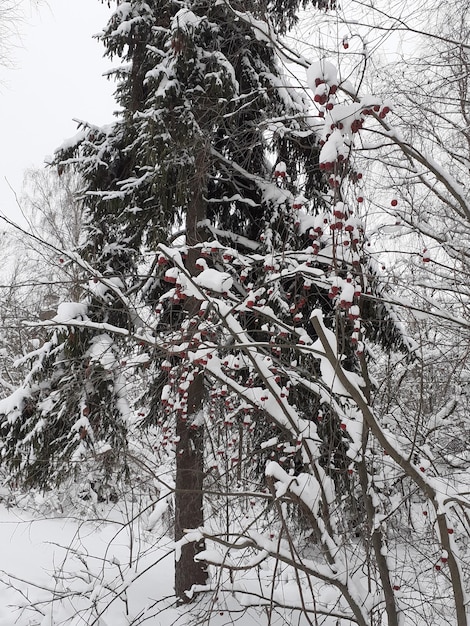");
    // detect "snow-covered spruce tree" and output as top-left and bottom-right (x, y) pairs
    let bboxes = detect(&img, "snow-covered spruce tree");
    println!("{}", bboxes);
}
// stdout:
(68, 0), (367, 602)
(0, 0), (409, 616)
